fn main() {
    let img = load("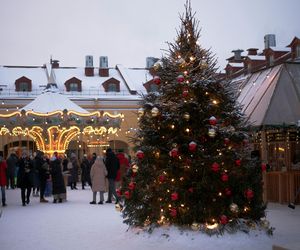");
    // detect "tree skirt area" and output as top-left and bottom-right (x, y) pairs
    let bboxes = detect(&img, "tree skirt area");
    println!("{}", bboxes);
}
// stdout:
(0, 188), (299, 250)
